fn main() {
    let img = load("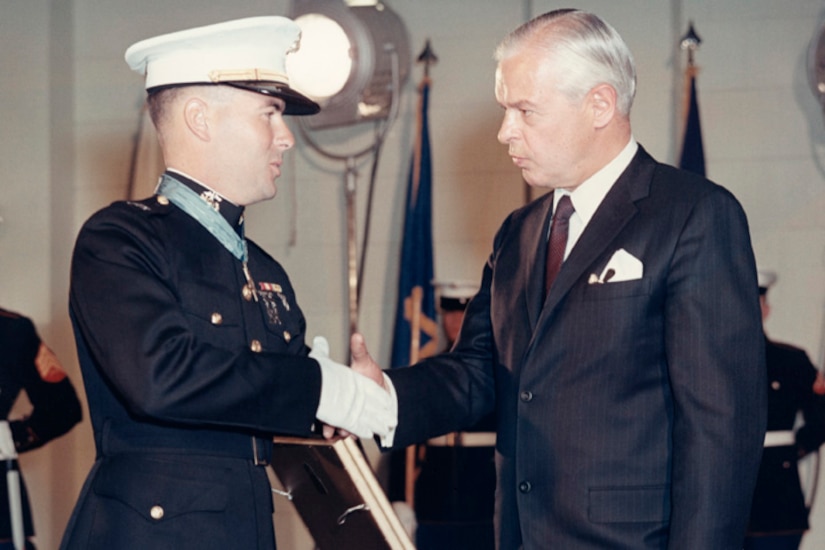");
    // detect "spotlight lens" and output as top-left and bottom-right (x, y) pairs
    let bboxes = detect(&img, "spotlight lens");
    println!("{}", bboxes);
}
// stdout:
(287, 14), (353, 100)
